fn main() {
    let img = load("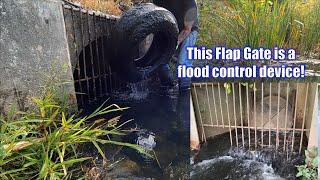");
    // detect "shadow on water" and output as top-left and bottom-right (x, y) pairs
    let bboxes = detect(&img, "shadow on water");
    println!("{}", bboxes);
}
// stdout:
(80, 79), (191, 179)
